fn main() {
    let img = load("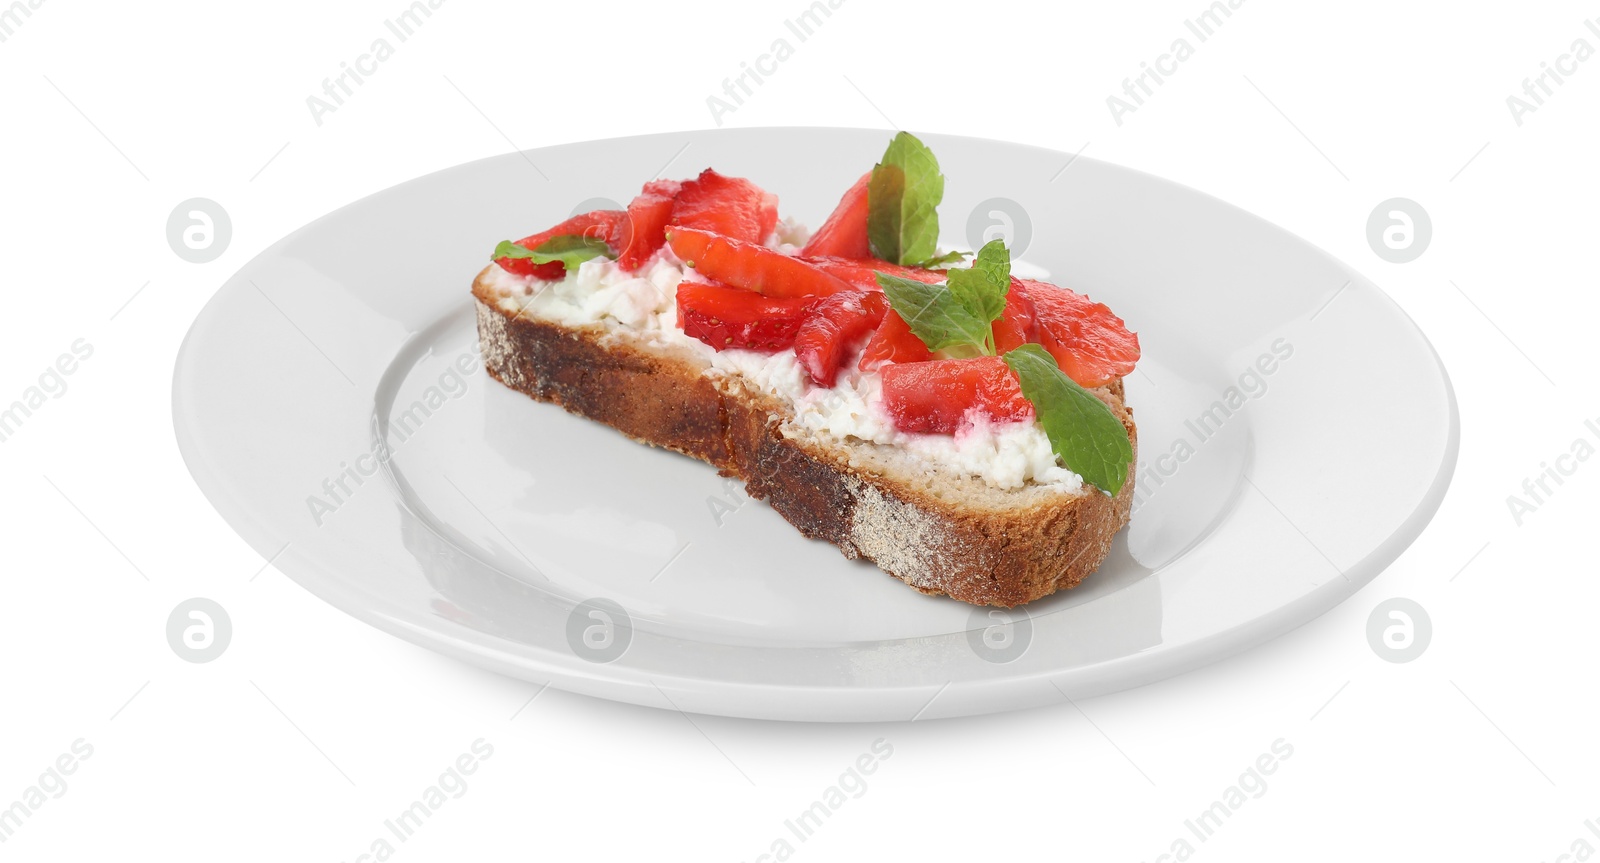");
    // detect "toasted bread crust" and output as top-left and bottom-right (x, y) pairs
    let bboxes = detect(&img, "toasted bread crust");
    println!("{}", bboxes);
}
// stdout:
(473, 271), (1136, 606)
